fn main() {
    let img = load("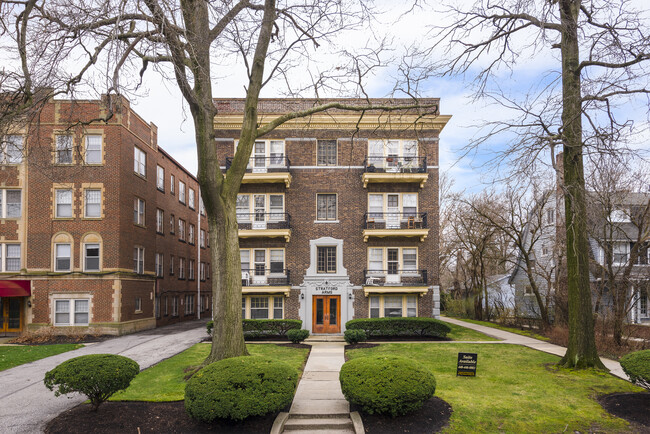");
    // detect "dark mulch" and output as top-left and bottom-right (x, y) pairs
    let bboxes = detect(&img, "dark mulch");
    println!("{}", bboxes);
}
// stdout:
(598, 392), (650, 432)
(9, 335), (113, 345)
(45, 401), (280, 434)
(351, 397), (452, 434)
